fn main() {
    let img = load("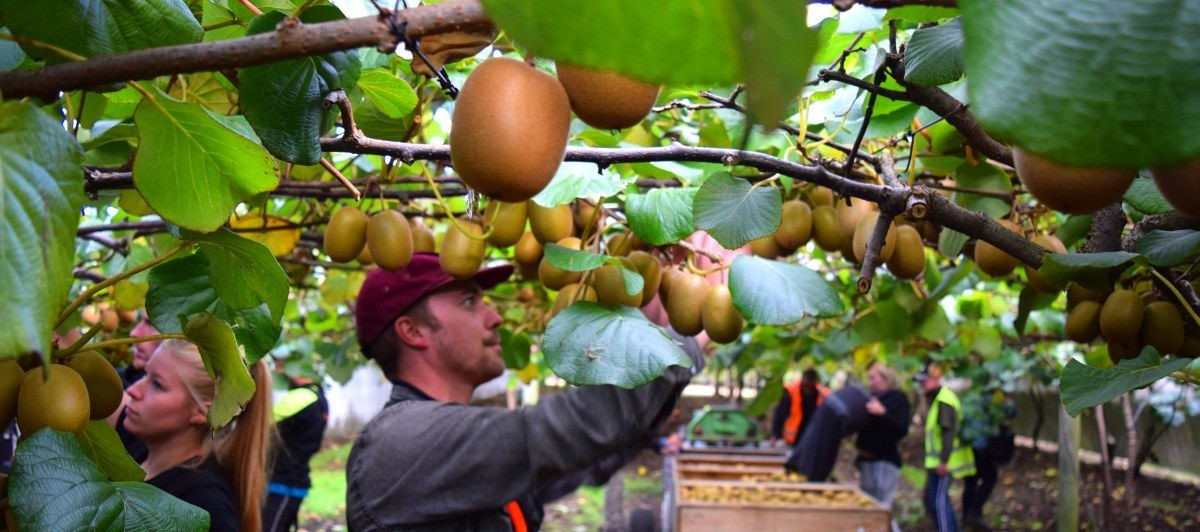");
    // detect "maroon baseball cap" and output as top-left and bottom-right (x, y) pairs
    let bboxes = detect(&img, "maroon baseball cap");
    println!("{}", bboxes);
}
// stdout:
(355, 252), (513, 353)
